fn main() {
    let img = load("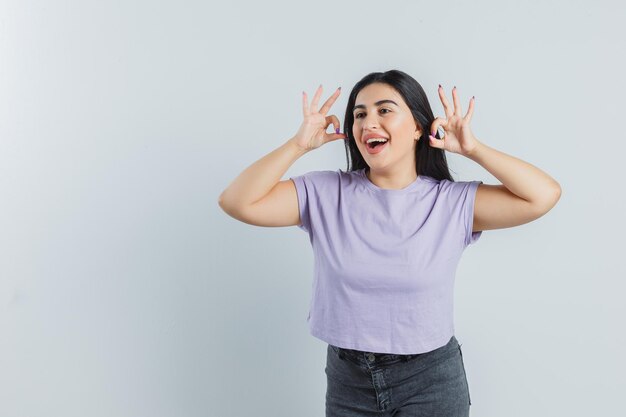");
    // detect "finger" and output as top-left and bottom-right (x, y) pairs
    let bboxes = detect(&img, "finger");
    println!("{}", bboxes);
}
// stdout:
(302, 91), (309, 117)
(319, 87), (342, 116)
(430, 116), (447, 139)
(428, 118), (446, 149)
(325, 114), (345, 135)
(428, 132), (445, 149)
(325, 132), (349, 143)
(322, 115), (346, 144)
(464, 96), (475, 123)
(438, 85), (453, 119)
(452, 86), (462, 116)
(310, 84), (323, 113)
